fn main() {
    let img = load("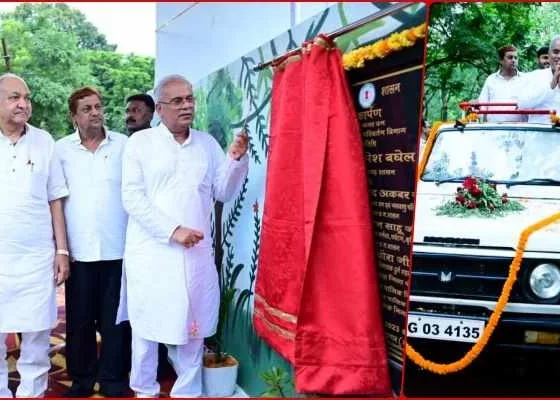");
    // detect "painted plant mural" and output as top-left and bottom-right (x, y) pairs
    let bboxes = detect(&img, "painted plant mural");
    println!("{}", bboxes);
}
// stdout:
(192, 3), (425, 395)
